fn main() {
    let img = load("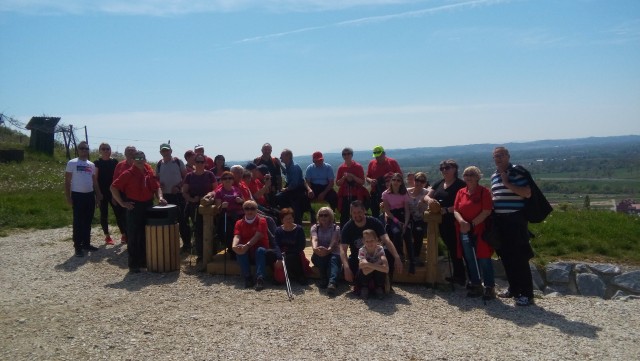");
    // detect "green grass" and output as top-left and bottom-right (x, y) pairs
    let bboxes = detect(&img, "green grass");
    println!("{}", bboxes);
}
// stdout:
(1, 150), (639, 267)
